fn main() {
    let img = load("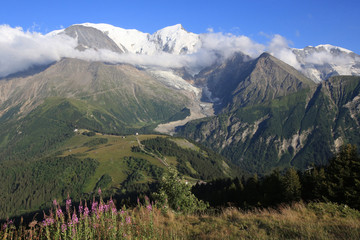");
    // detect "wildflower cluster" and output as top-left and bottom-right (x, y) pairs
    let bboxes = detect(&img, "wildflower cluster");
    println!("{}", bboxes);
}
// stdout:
(0, 190), (160, 239)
